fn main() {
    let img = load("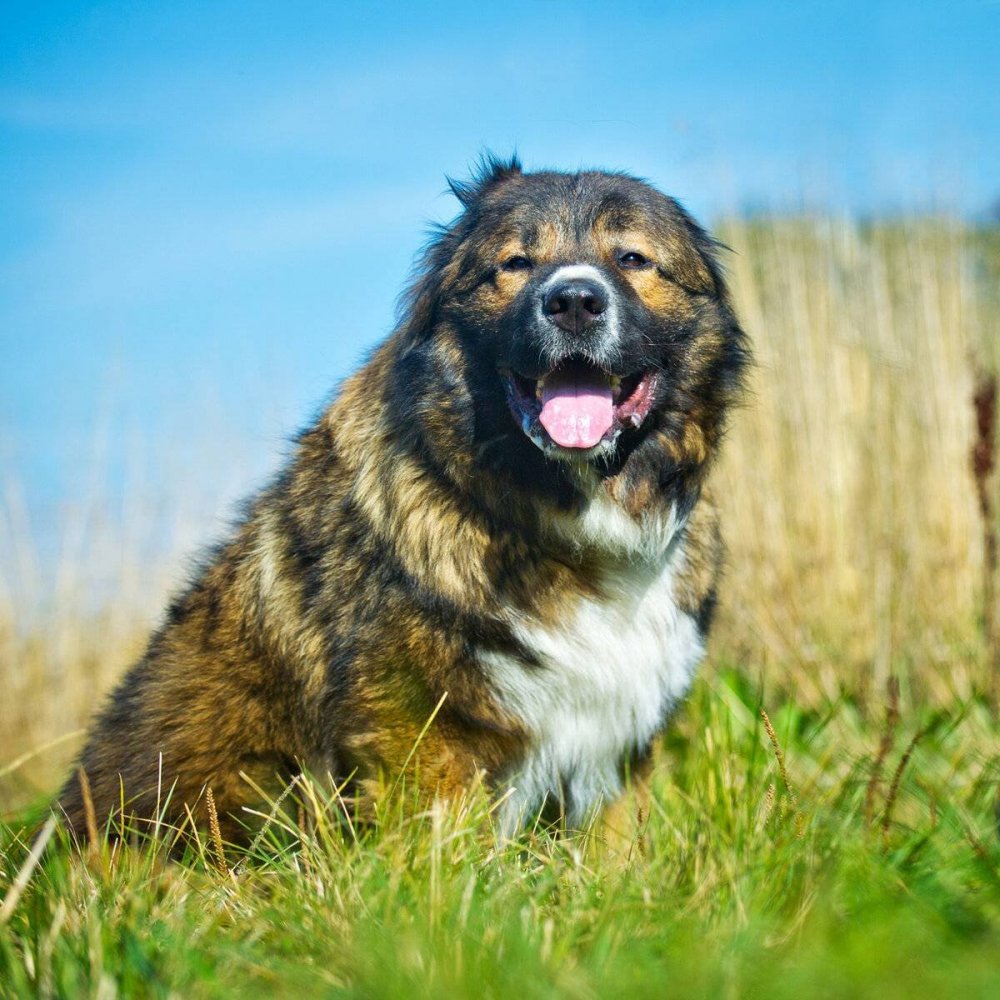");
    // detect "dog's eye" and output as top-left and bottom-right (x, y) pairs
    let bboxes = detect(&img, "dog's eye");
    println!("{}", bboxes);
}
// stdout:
(501, 255), (533, 271)
(618, 251), (651, 269)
